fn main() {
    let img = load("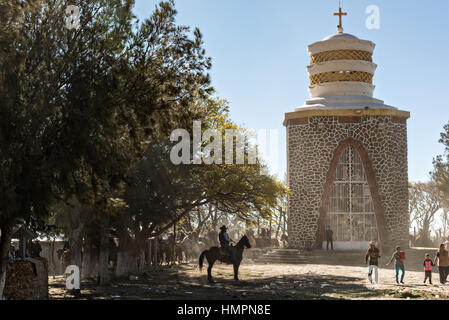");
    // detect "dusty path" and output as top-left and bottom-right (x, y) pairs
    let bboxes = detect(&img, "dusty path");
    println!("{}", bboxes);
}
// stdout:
(49, 261), (449, 300)
(48, 247), (449, 300)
